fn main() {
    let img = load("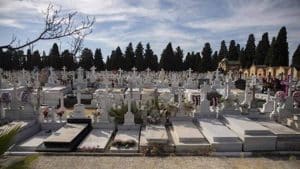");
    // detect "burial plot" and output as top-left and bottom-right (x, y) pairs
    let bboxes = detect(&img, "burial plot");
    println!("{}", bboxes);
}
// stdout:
(110, 129), (140, 153)
(223, 114), (276, 151)
(37, 123), (90, 152)
(259, 121), (300, 151)
(170, 120), (210, 153)
(78, 128), (114, 152)
(197, 118), (242, 152)
(140, 125), (174, 154)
